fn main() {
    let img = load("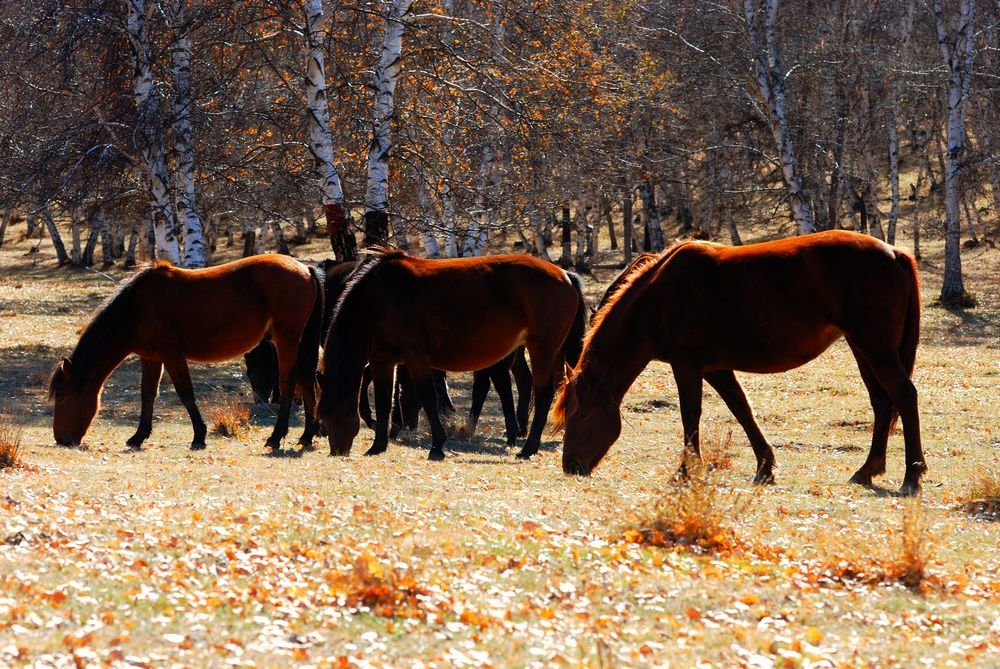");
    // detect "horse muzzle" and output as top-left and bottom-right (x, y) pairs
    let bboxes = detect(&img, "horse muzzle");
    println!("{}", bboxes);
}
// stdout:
(562, 457), (593, 476)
